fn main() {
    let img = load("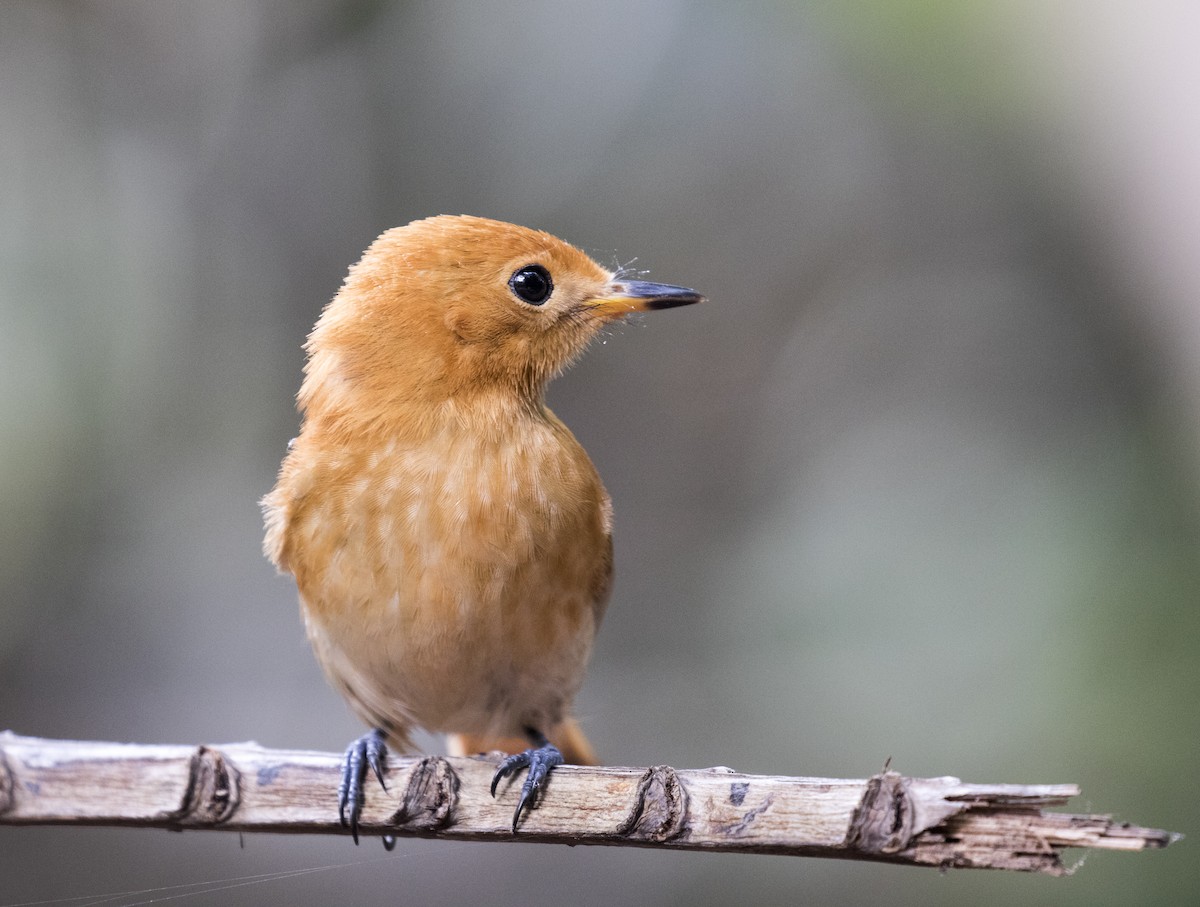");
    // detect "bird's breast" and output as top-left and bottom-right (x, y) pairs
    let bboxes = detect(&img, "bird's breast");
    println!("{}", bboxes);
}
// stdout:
(272, 412), (613, 735)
